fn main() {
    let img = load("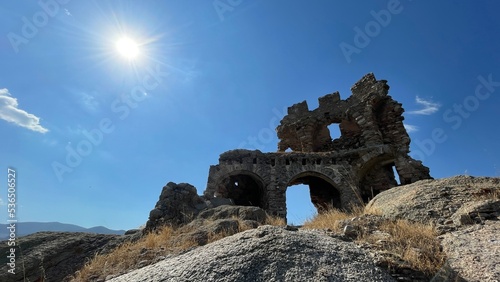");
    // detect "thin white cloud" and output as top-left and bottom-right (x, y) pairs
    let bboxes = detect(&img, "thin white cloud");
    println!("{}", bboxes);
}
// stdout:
(408, 96), (440, 115)
(0, 88), (49, 133)
(404, 124), (419, 133)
